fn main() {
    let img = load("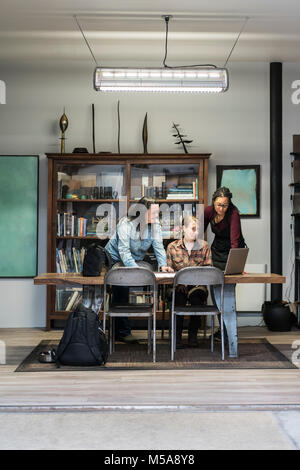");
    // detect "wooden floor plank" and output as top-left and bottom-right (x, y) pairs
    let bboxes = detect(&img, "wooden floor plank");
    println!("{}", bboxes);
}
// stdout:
(0, 327), (300, 409)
